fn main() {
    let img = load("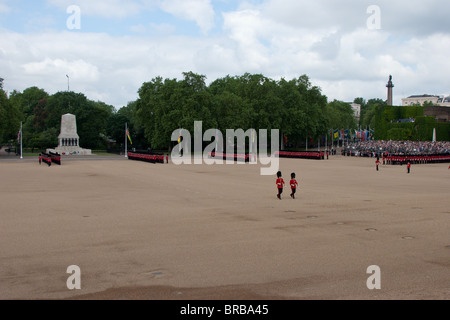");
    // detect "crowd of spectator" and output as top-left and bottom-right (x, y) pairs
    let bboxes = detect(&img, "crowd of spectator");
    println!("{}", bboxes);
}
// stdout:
(344, 140), (450, 156)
